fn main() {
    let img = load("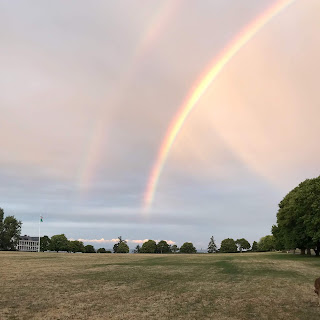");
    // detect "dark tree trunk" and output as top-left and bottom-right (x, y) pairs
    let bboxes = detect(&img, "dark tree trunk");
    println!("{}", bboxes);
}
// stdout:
(300, 248), (305, 255)
(307, 248), (311, 255)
